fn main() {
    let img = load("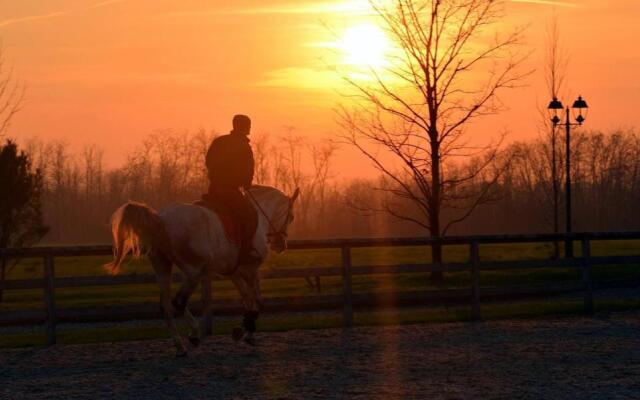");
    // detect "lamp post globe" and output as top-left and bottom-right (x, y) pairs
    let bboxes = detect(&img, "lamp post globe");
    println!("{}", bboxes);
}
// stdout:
(548, 97), (564, 126)
(572, 96), (589, 125)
